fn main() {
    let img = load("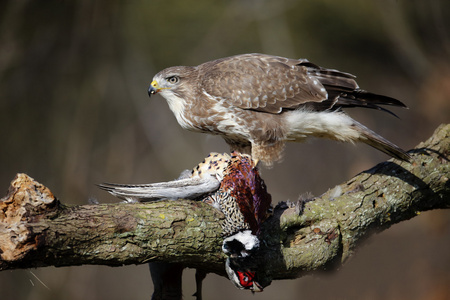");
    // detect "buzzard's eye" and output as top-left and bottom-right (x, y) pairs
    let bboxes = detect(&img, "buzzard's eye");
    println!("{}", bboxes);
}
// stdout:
(167, 76), (179, 84)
